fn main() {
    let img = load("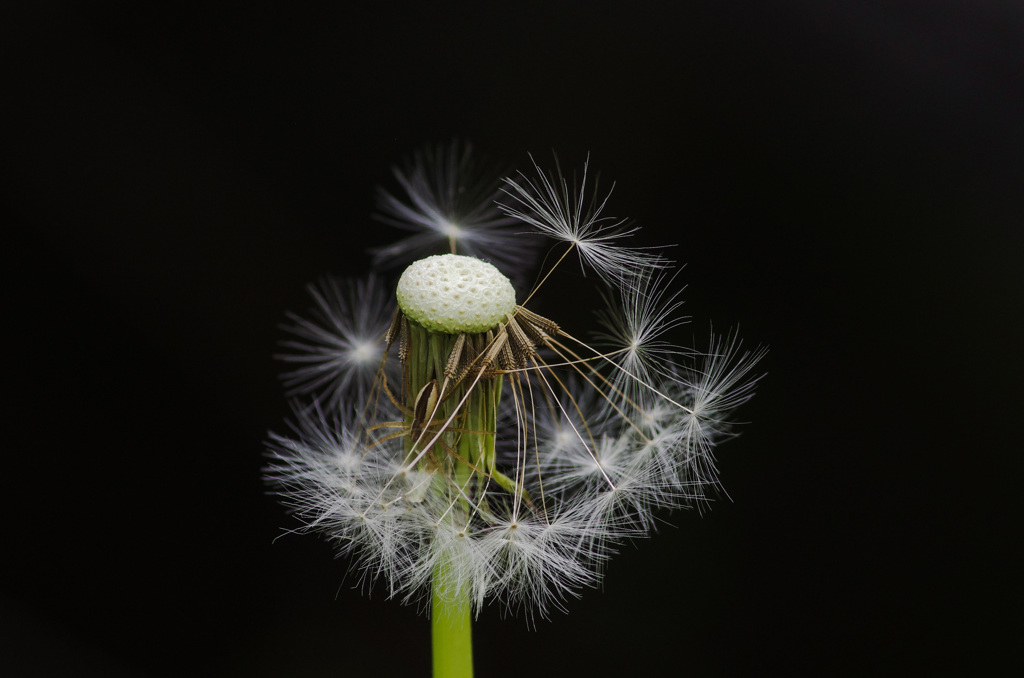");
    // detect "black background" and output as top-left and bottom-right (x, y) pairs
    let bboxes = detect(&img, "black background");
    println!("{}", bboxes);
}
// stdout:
(3, 2), (1021, 676)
